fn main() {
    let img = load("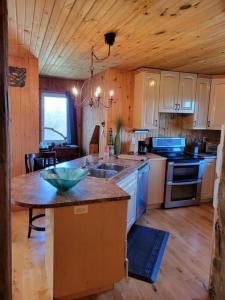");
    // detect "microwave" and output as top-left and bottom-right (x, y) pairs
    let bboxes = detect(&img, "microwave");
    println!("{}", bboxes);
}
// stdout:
(205, 142), (218, 154)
